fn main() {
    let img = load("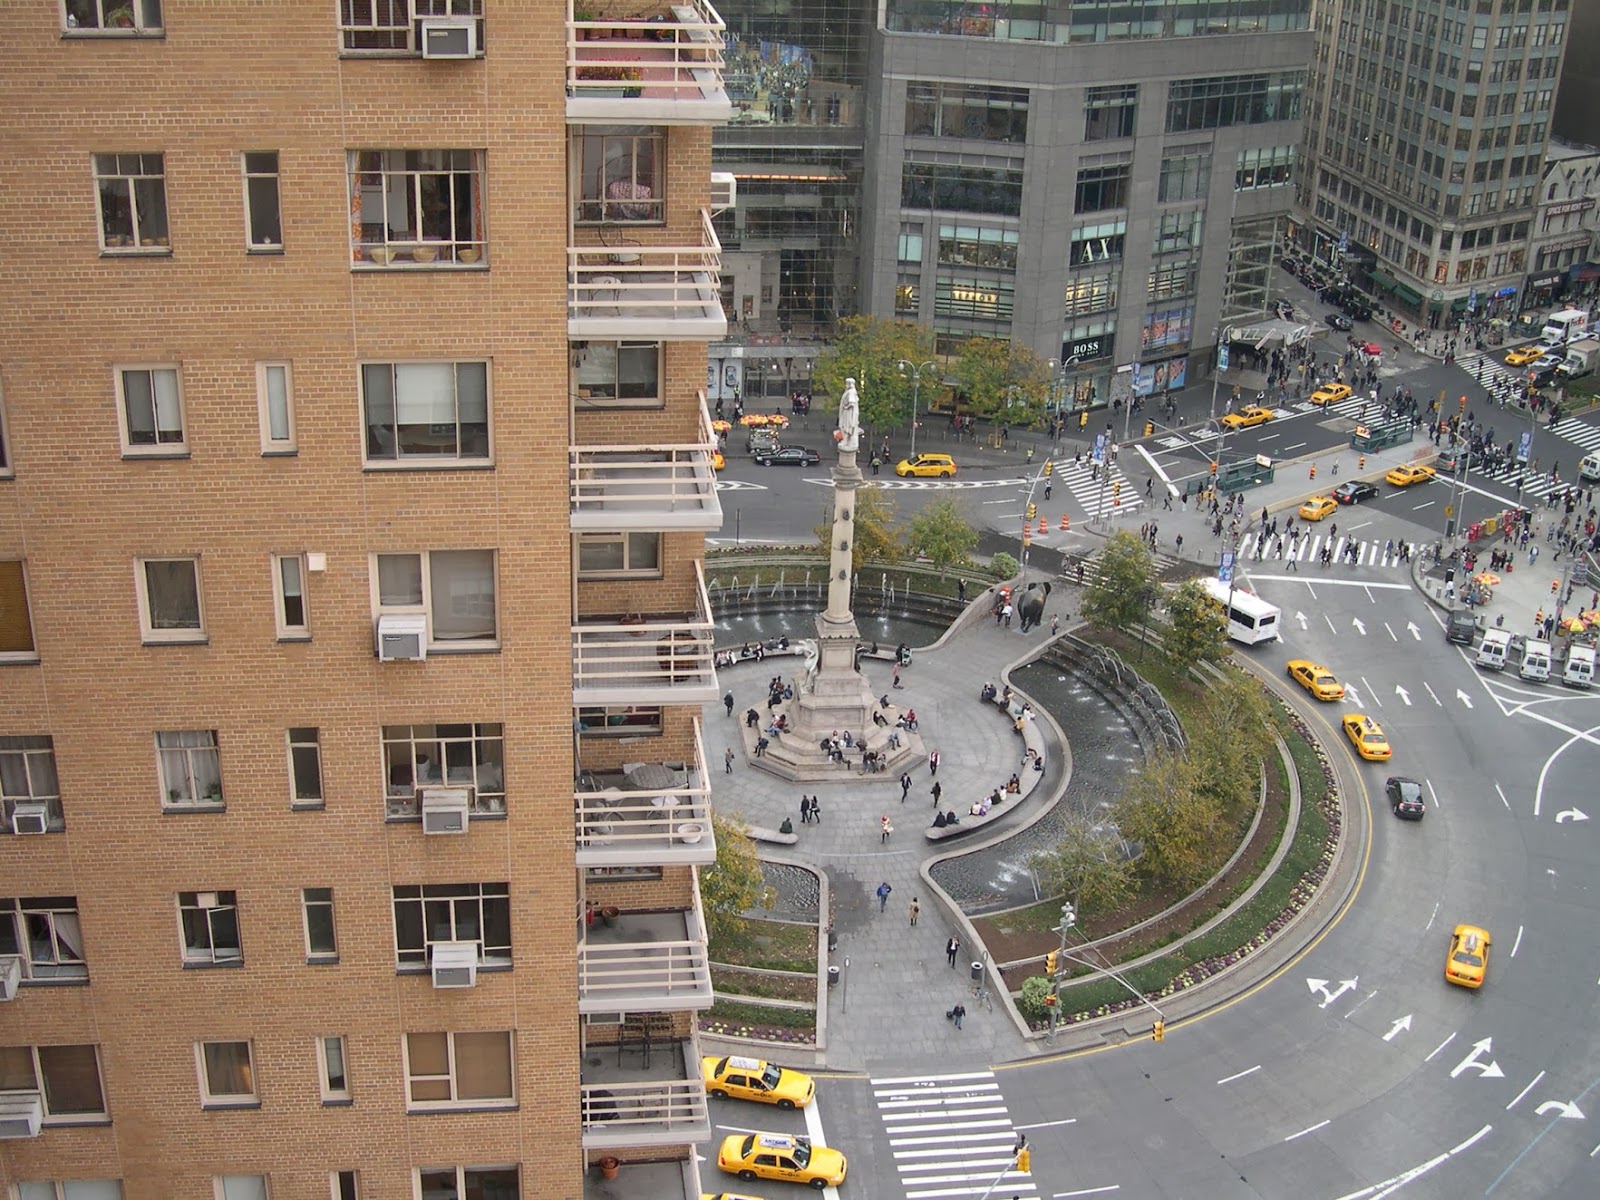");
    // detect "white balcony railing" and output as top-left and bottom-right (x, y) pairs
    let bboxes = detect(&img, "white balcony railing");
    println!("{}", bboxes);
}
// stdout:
(568, 209), (726, 340)
(570, 392), (722, 531)
(576, 717), (714, 867)
(566, 0), (732, 125)
(578, 899), (712, 1013)
(580, 1031), (711, 1150)
(572, 560), (718, 706)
